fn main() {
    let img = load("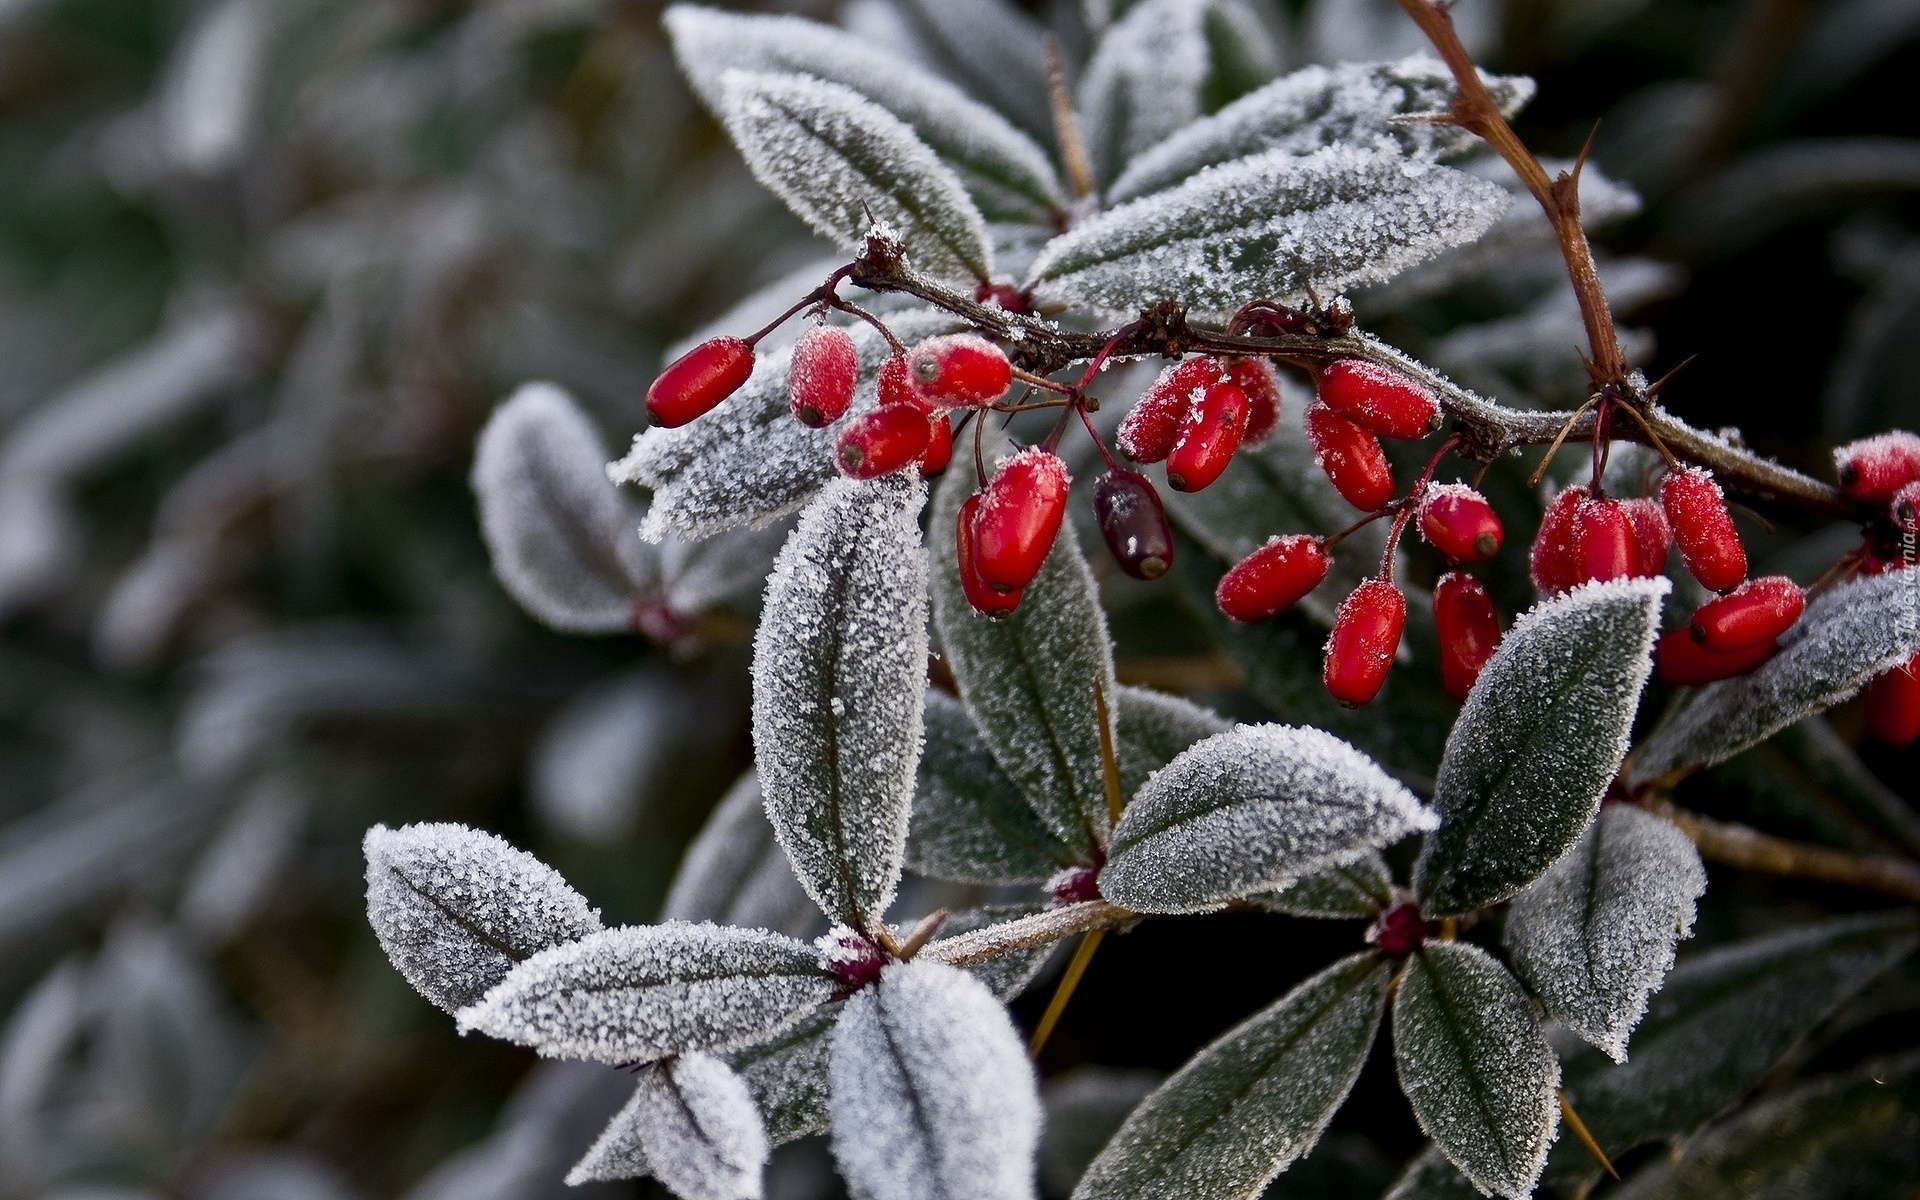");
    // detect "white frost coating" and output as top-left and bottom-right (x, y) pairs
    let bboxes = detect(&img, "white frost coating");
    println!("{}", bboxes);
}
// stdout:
(455, 923), (838, 1064)
(908, 691), (1075, 884)
(663, 772), (819, 938)
(828, 960), (1040, 1200)
(1113, 685), (1232, 801)
(1027, 146), (1512, 320)
(1099, 724), (1435, 915)
(1630, 566), (1920, 781)
(1505, 805), (1705, 1063)
(751, 475), (929, 926)
(567, 1054), (768, 1199)
(614, 310), (961, 544)
(1416, 576), (1668, 917)
(1391, 941), (1559, 1200)
(1110, 56), (1535, 202)
(473, 383), (651, 634)
(663, 6), (1062, 221)
(731, 1007), (838, 1146)
(161, 0), (269, 174)
(362, 823), (602, 1014)
(717, 70), (992, 283)
(1075, 0), (1223, 185)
